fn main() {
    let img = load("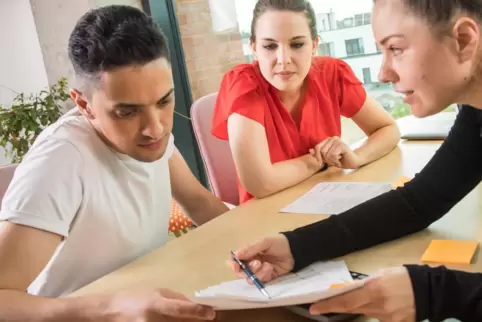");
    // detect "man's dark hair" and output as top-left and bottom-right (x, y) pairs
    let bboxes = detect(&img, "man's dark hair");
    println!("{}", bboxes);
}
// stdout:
(68, 5), (170, 81)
